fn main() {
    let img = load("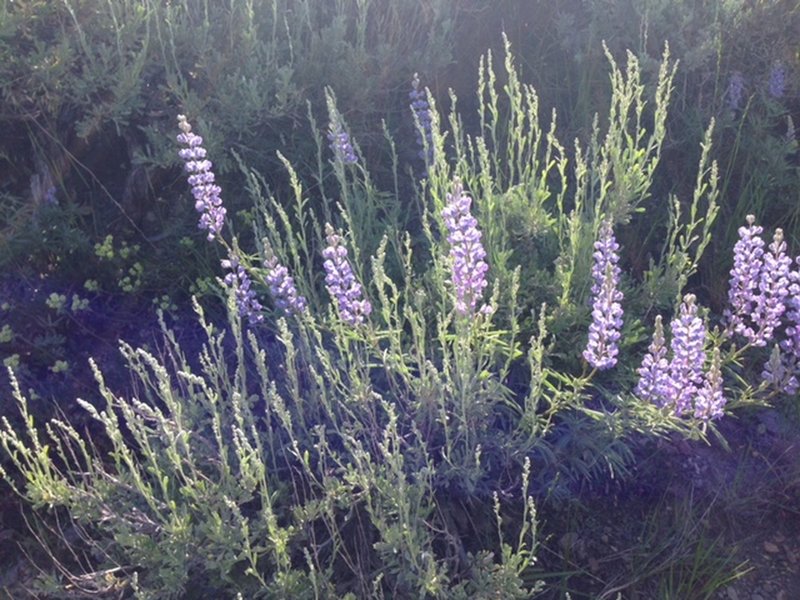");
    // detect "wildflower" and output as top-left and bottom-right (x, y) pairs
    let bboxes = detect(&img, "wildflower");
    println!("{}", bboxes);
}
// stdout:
(635, 315), (670, 406)
(768, 62), (786, 99)
(322, 224), (371, 326)
(327, 121), (357, 165)
(264, 245), (307, 315)
(762, 344), (798, 396)
(754, 229), (792, 344)
(665, 294), (706, 416)
(725, 215), (764, 340)
(177, 115), (226, 241)
(442, 179), (490, 316)
(694, 348), (726, 420)
(221, 254), (264, 325)
(726, 217), (791, 346)
(583, 220), (624, 370)
(44, 186), (57, 206)
(726, 72), (745, 112)
(774, 260), (800, 394)
(410, 73), (434, 163)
